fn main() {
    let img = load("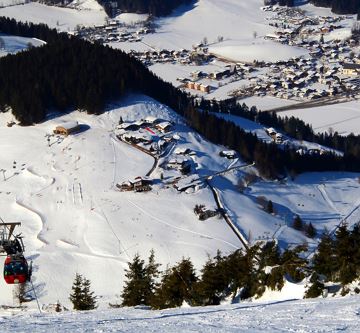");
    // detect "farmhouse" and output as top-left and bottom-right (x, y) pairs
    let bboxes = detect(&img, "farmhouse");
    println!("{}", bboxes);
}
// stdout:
(155, 121), (172, 133)
(53, 121), (81, 136)
(116, 176), (152, 192)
